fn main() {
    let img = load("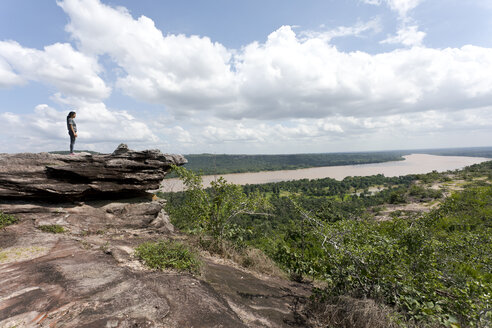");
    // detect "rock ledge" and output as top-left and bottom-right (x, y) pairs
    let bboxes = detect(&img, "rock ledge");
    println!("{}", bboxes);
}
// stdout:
(0, 144), (187, 201)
